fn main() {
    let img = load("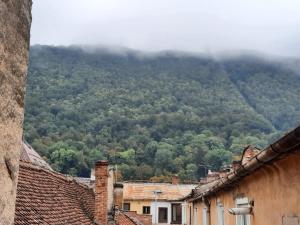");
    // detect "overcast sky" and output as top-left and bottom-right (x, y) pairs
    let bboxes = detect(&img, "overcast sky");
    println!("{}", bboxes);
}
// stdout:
(31, 0), (300, 57)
